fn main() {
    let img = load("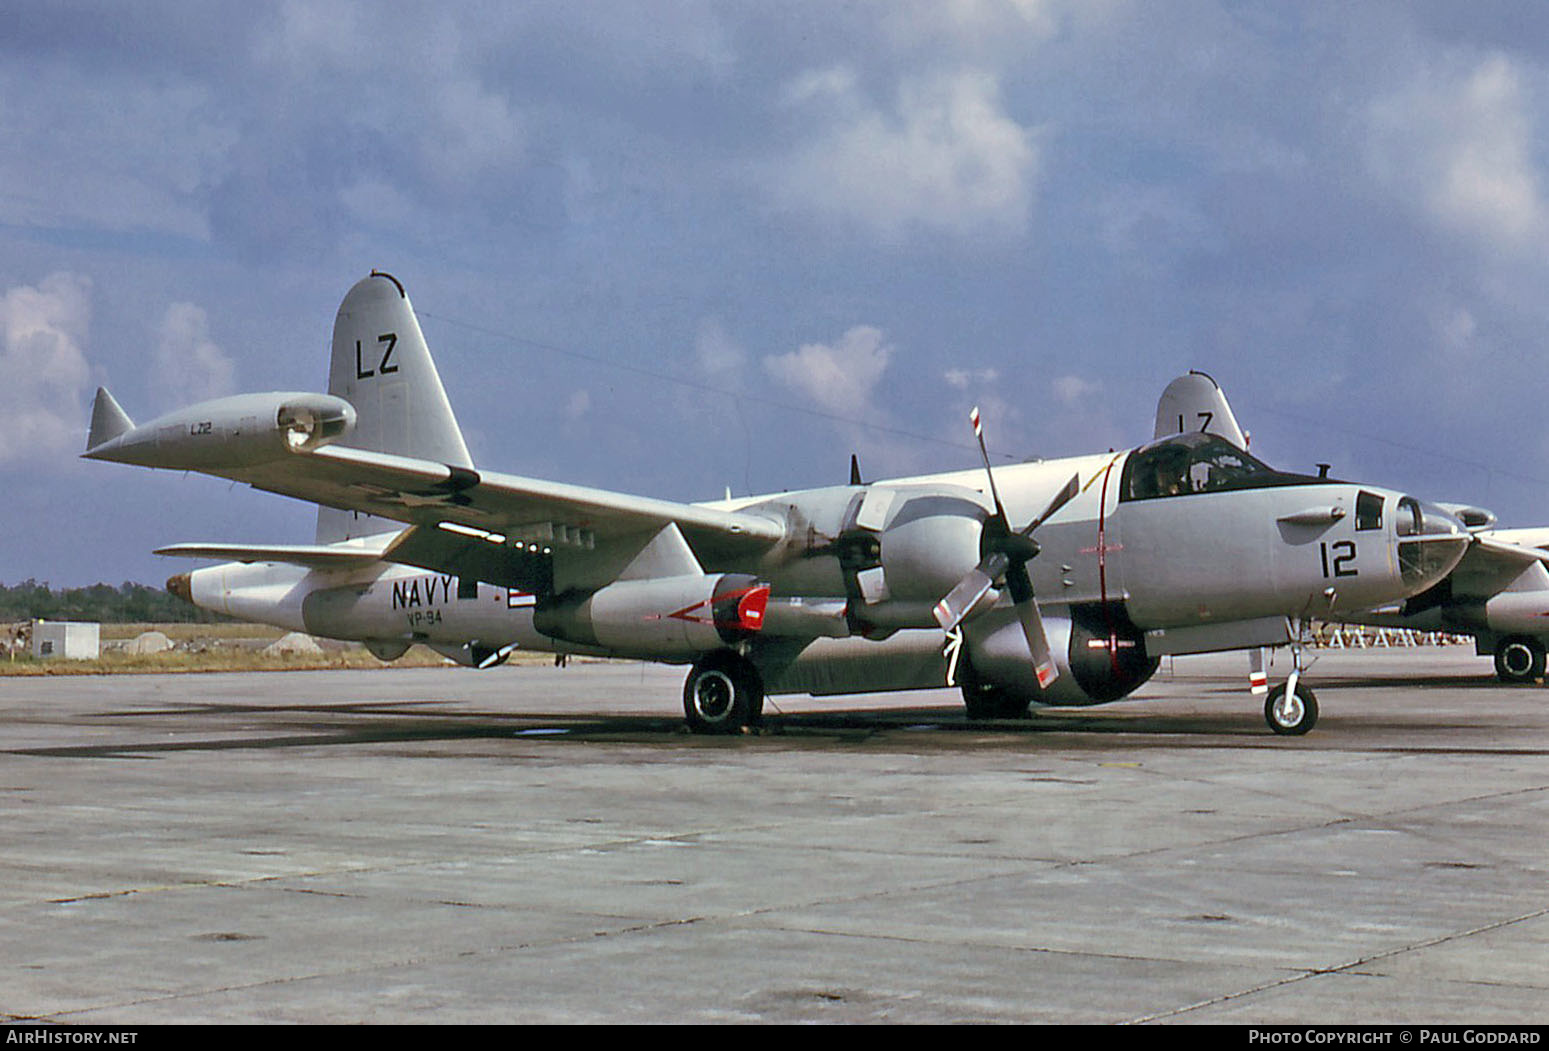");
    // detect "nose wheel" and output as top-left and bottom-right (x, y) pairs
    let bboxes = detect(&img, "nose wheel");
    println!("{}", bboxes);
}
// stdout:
(1264, 680), (1318, 735)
